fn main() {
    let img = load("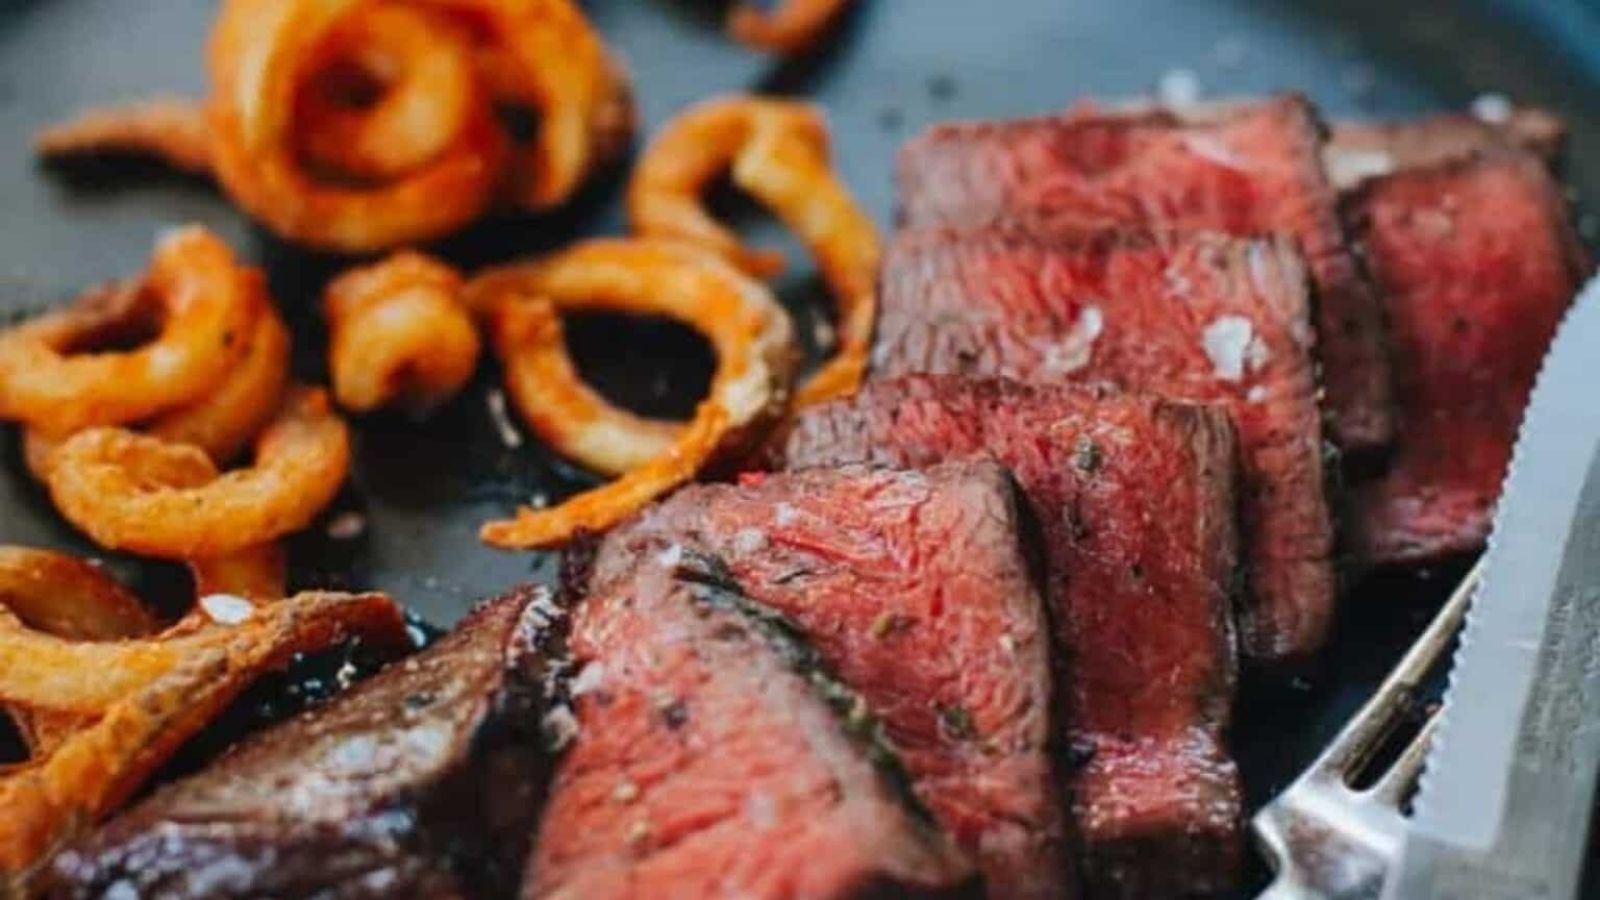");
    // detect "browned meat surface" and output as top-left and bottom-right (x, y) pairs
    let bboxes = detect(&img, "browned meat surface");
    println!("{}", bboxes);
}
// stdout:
(896, 94), (1392, 455)
(40, 586), (570, 899)
(590, 462), (1071, 898)
(1325, 107), (1565, 190)
(1346, 151), (1589, 564)
(530, 550), (978, 899)
(772, 376), (1241, 898)
(872, 226), (1333, 665)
